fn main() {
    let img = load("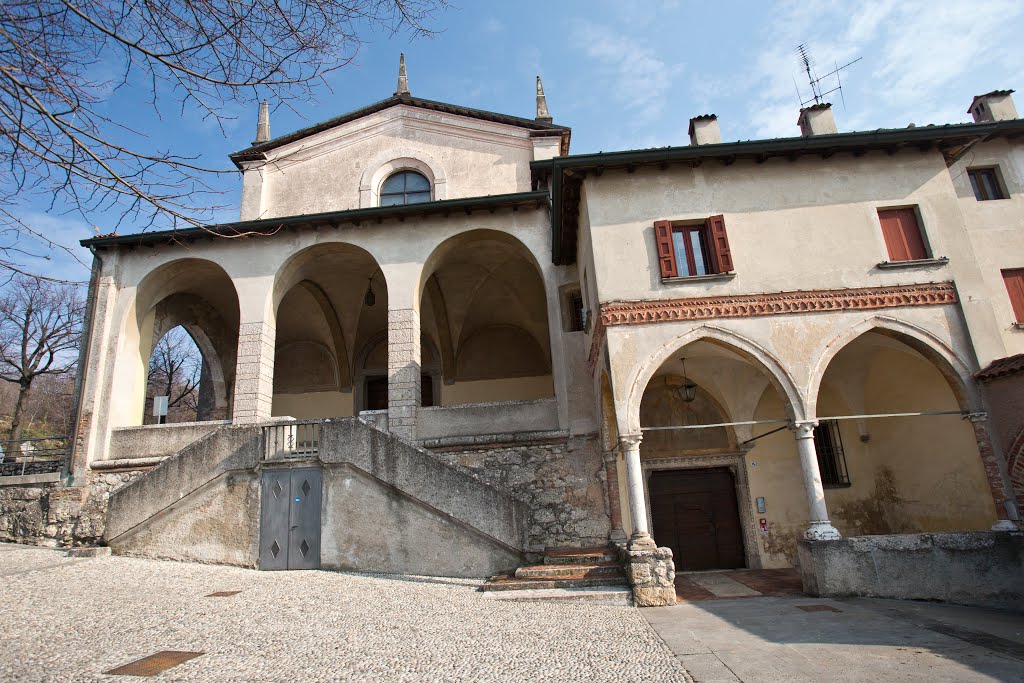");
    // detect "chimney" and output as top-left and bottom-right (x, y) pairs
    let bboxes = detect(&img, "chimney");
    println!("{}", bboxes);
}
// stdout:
(969, 90), (1017, 122)
(797, 103), (837, 137)
(688, 114), (720, 145)
(535, 76), (553, 123)
(253, 100), (270, 145)
(395, 53), (410, 96)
